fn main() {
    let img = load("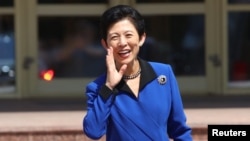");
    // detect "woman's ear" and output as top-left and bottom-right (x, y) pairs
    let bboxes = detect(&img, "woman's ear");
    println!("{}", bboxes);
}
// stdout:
(101, 39), (108, 49)
(139, 33), (146, 47)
